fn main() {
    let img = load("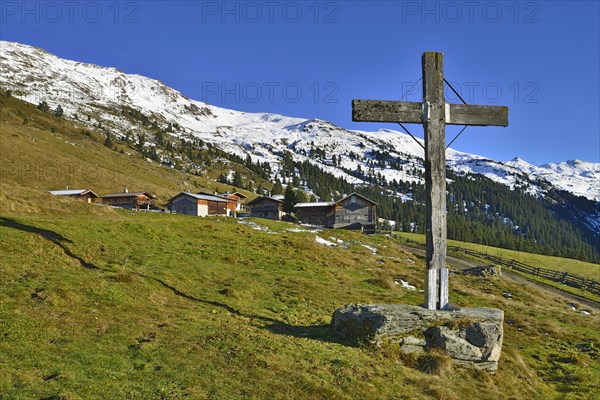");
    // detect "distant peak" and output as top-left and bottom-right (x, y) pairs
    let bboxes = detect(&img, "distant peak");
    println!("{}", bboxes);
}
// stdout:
(306, 118), (336, 126)
(508, 157), (537, 167)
